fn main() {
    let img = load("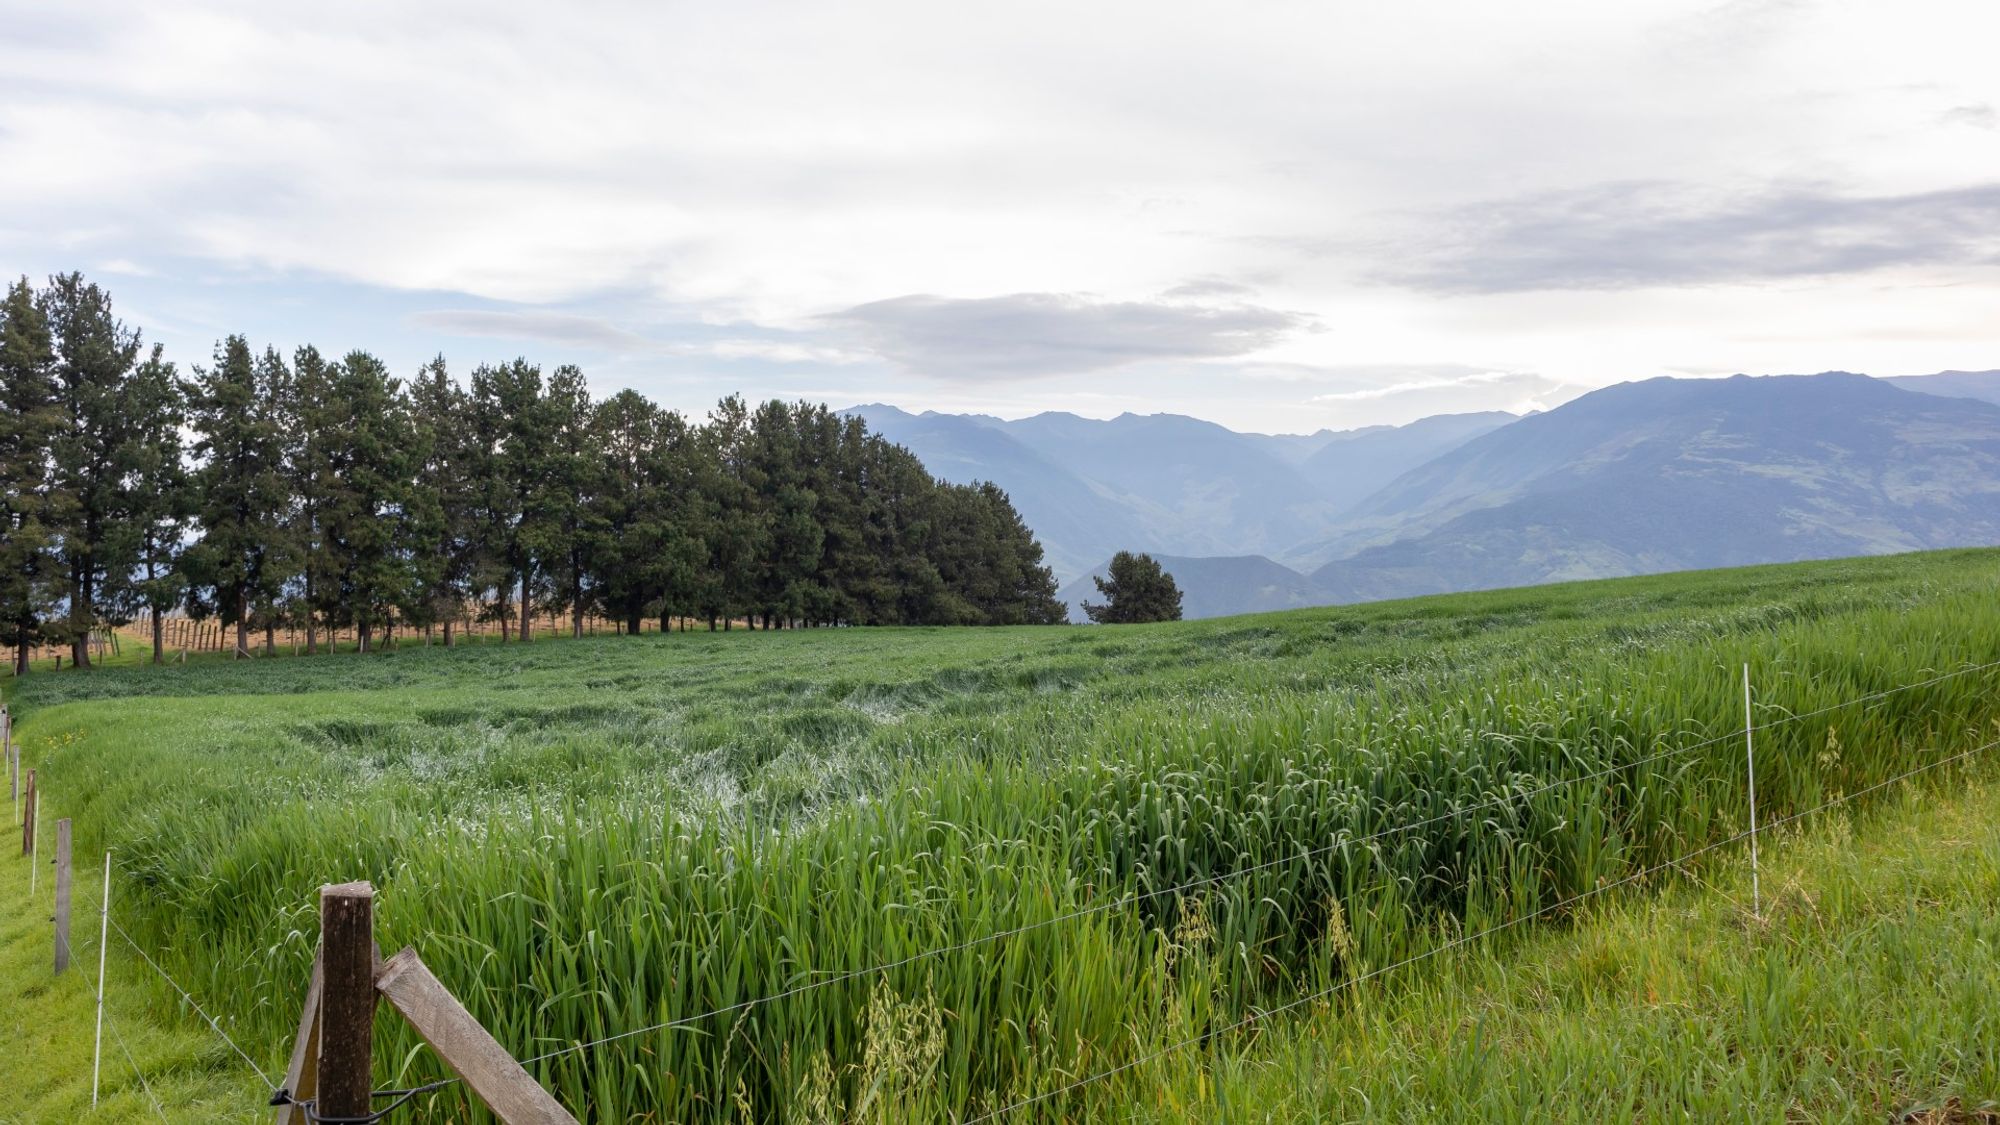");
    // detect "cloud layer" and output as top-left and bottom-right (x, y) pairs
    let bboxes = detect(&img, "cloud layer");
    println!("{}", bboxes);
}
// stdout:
(1384, 182), (2000, 293)
(3, 0), (1999, 430)
(829, 293), (1312, 378)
